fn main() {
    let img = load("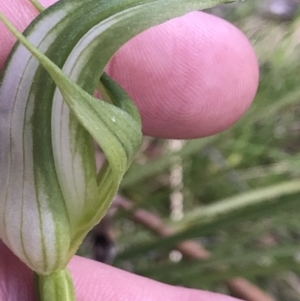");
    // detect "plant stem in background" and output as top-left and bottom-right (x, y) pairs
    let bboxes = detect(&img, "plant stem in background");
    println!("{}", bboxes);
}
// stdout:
(29, 0), (45, 12)
(115, 196), (277, 301)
